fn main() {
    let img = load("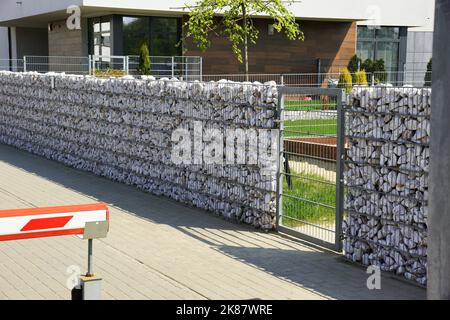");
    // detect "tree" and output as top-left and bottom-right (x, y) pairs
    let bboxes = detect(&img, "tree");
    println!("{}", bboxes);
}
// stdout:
(181, 0), (304, 80)
(139, 42), (151, 75)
